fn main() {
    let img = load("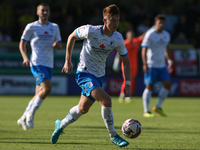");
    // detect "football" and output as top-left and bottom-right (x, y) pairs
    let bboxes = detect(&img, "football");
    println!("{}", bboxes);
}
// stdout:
(122, 118), (142, 139)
